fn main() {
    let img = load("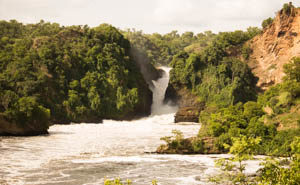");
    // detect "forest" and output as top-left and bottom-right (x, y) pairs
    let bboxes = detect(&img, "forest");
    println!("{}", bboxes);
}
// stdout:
(154, 3), (300, 157)
(0, 20), (152, 135)
(154, 3), (300, 184)
(0, 2), (299, 184)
